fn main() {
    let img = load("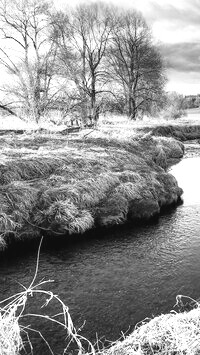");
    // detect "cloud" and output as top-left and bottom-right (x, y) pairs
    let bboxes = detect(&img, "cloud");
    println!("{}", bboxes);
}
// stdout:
(137, 0), (200, 93)
(166, 69), (200, 95)
(137, 0), (200, 43)
(161, 42), (200, 94)
(161, 43), (200, 72)
(55, 0), (200, 94)
(146, 0), (200, 25)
